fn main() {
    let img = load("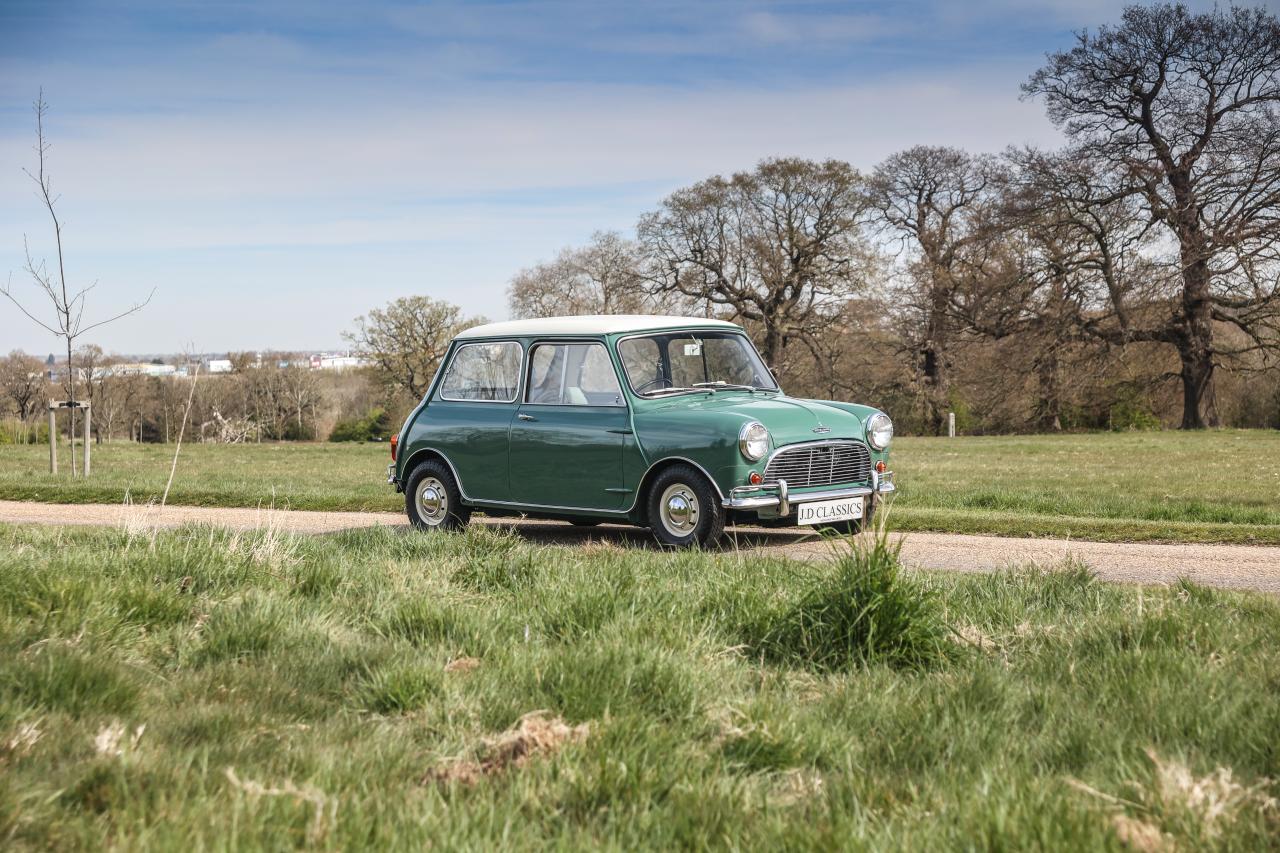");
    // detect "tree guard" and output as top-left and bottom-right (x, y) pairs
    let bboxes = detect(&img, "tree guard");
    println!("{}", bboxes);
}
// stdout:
(48, 400), (90, 476)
